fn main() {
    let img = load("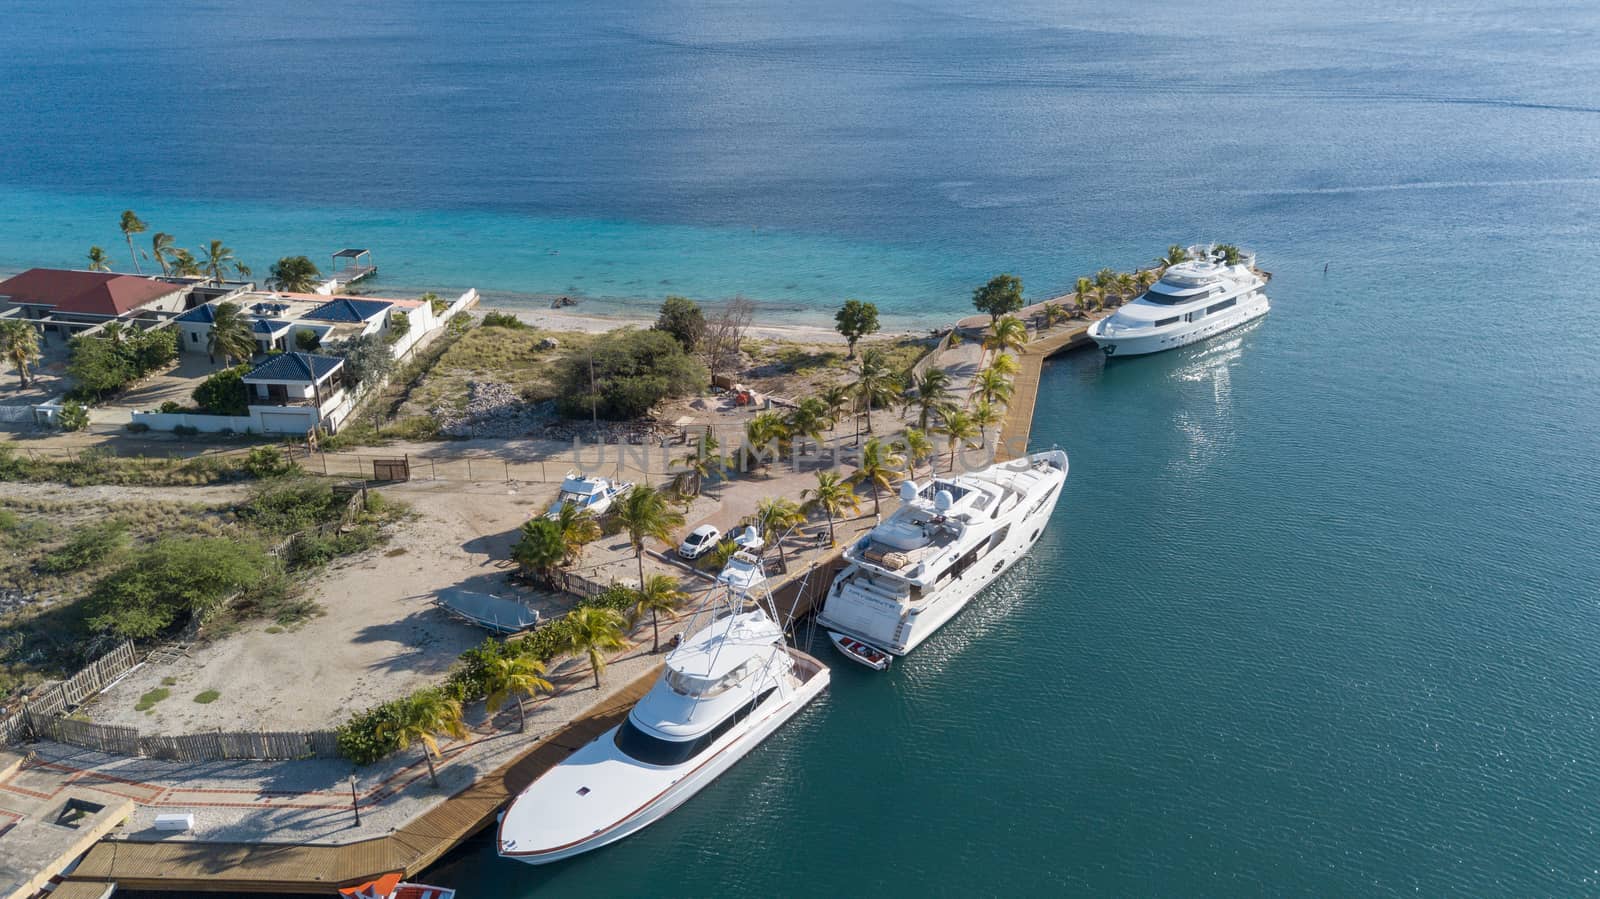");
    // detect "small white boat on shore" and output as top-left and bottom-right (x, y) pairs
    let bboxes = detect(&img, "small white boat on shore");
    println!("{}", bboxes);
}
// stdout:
(497, 555), (829, 864)
(545, 471), (632, 518)
(1088, 245), (1270, 357)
